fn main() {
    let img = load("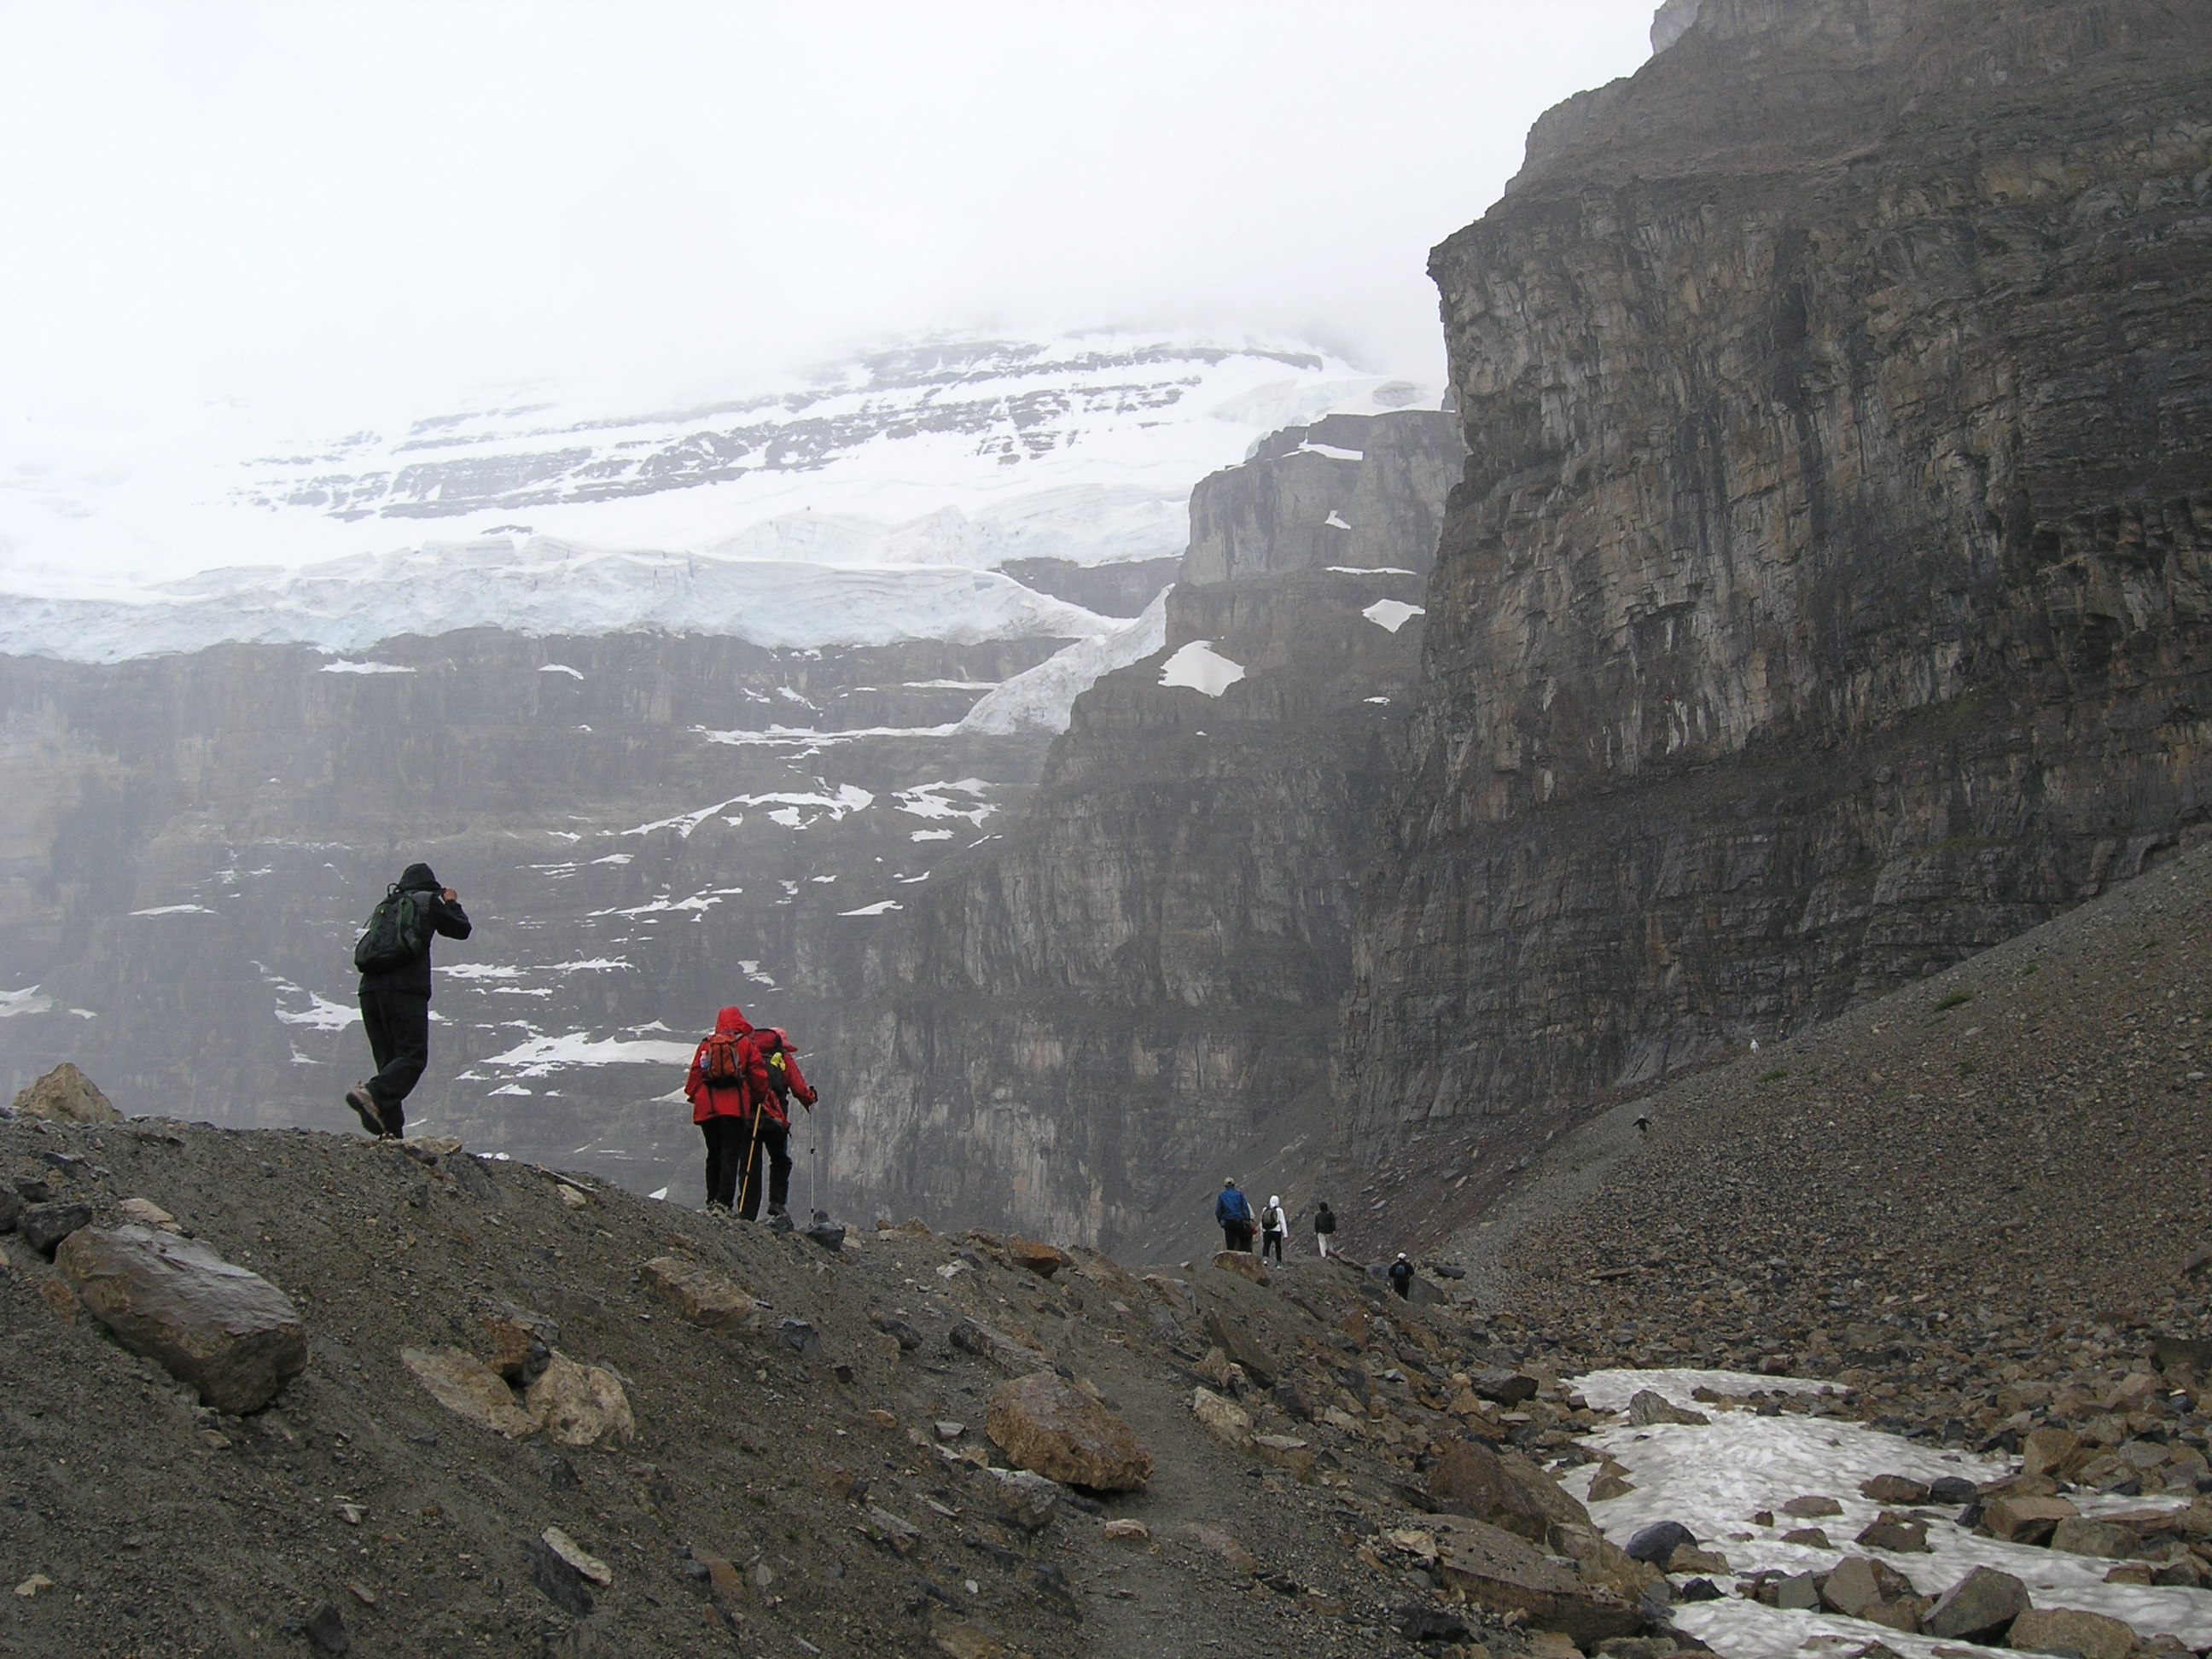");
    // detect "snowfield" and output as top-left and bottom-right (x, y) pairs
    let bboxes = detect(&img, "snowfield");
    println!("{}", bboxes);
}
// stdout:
(1569, 1370), (2212, 1659)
